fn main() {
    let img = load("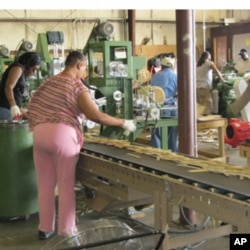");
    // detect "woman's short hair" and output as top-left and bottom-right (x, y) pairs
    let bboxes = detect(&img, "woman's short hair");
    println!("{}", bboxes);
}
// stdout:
(65, 50), (85, 66)
(17, 51), (41, 69)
